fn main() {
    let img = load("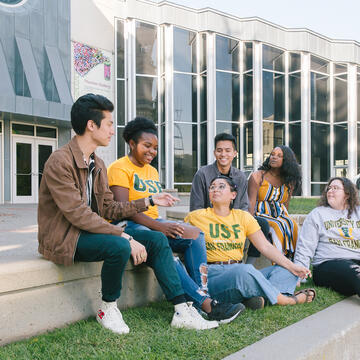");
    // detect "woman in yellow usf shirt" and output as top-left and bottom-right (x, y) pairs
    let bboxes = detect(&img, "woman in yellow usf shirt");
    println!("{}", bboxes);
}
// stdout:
(185, 176), (316, 308)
